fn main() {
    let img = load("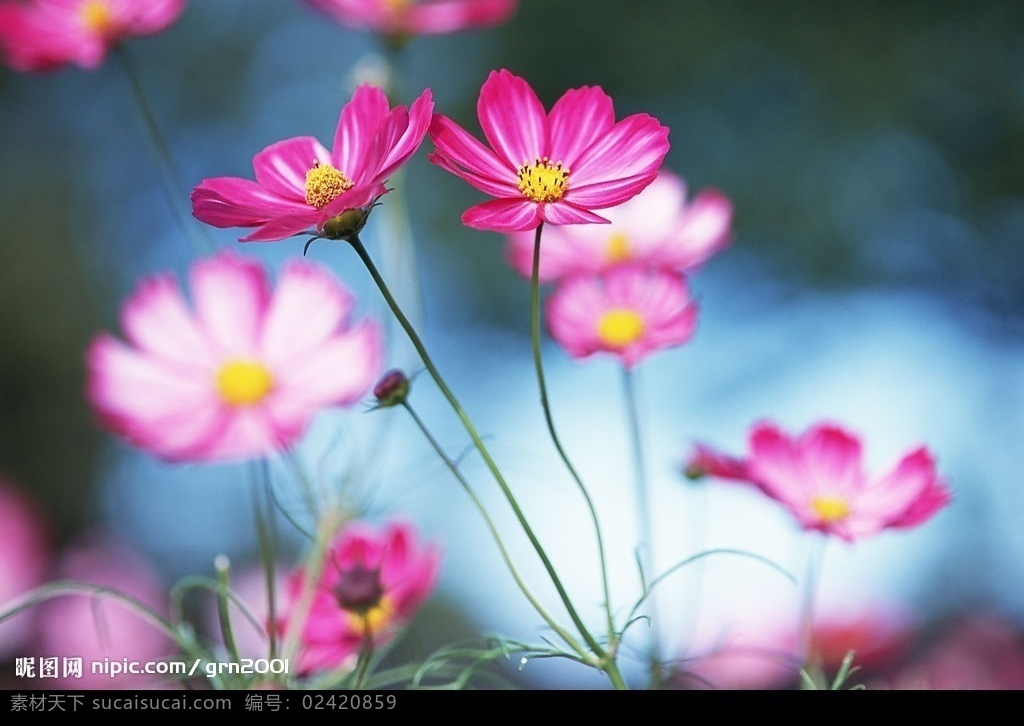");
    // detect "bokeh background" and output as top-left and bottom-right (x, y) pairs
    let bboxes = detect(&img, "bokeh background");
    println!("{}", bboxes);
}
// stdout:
(2, 0), (1024, 689)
